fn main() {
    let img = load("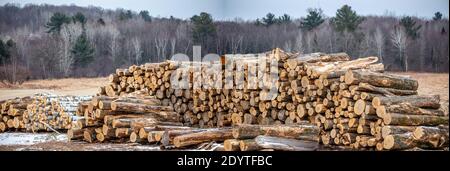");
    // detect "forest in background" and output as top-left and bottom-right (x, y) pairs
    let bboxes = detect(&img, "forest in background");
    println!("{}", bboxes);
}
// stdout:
(0, 3), (448, 83)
